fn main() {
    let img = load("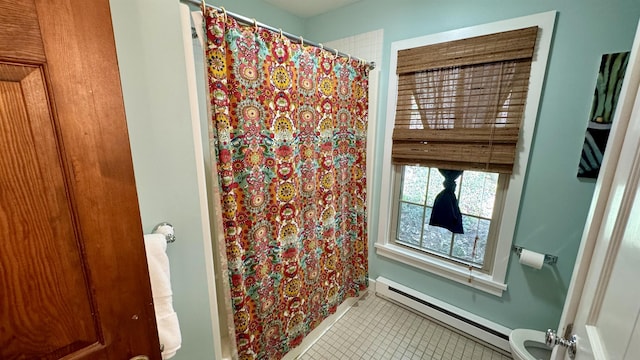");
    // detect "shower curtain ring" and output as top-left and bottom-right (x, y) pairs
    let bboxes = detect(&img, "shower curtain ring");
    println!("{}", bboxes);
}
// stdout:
(252, 18), (258, 32)
(348, 54), (352, 63)
(299, 36), (304, 48)
(219, 6), (227, 22)
(200, 0), (207, 13)
(279, 28), (283, 40)
(334, 48), (339, 58)
(319, 43), (324, 51)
